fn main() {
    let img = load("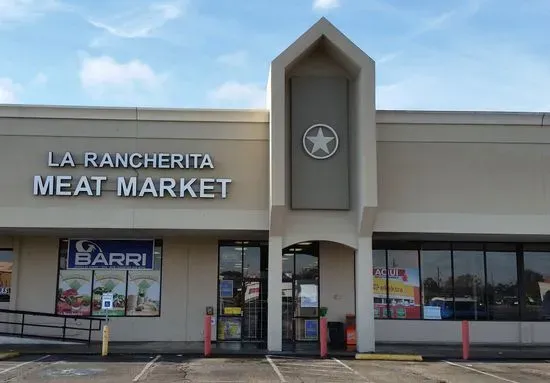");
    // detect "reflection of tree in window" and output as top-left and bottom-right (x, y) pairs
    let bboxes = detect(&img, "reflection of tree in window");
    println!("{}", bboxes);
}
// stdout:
(523, 246), (550, 320)
(486, 244), (518, 320)
(421, 243), (452, 318)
